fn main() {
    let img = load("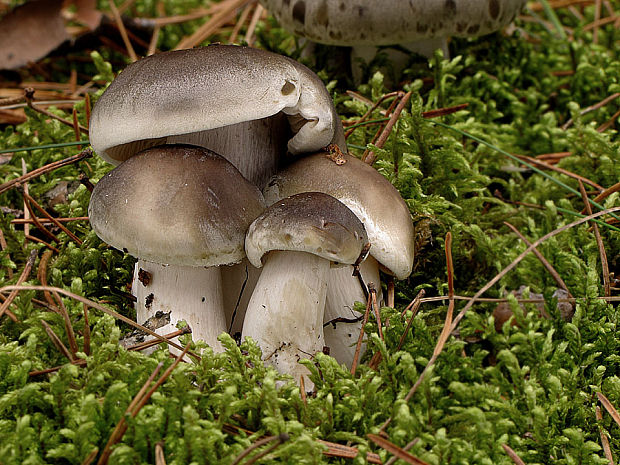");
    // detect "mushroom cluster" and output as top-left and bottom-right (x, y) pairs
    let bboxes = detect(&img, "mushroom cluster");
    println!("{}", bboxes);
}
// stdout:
(88, 44), (416, 382)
